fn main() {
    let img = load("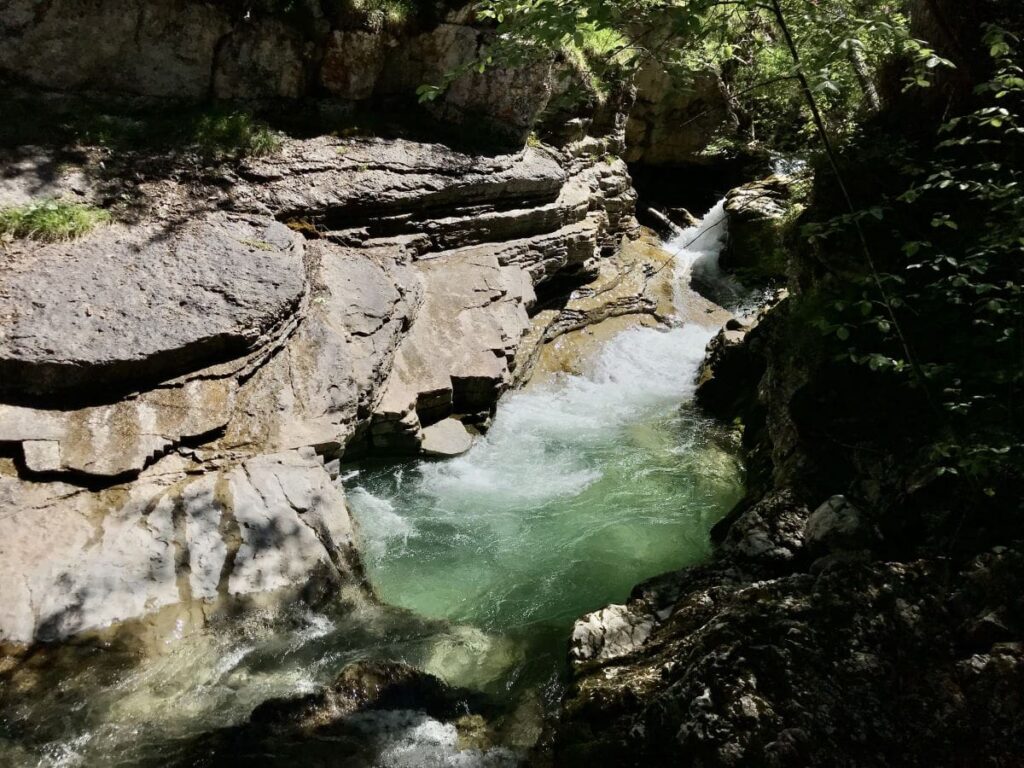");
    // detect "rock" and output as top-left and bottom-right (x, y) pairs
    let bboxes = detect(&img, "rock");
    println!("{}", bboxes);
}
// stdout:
(321, 30), (389, 100)
(423, 625), (525, 690)
(720, 175), (803, 281)
(569, 604), (656, 665)
(0, 449), (358, 644)
(803, 495), (879, 555)
(371, 248), (534, 451)
(625, 66), (737, 166)
(376, 23), (553, 135)
(249, 661), (475, 730)
(722, 488), (810, 567)
(555, 556), (1024, 767)
(213, 18), (308, 100)
(0, 378), (236, 478)
(233, 138), (566, 227)
(421, 418), (474, 457)
(0, 212), (305, 400)
(0, 0), (230, 100)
